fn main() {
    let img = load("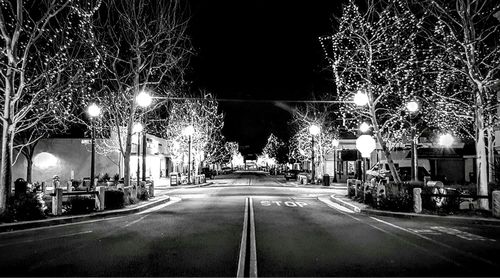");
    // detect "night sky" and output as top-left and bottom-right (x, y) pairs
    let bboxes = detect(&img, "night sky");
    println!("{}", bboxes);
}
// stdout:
(187, 1), (343, 154)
